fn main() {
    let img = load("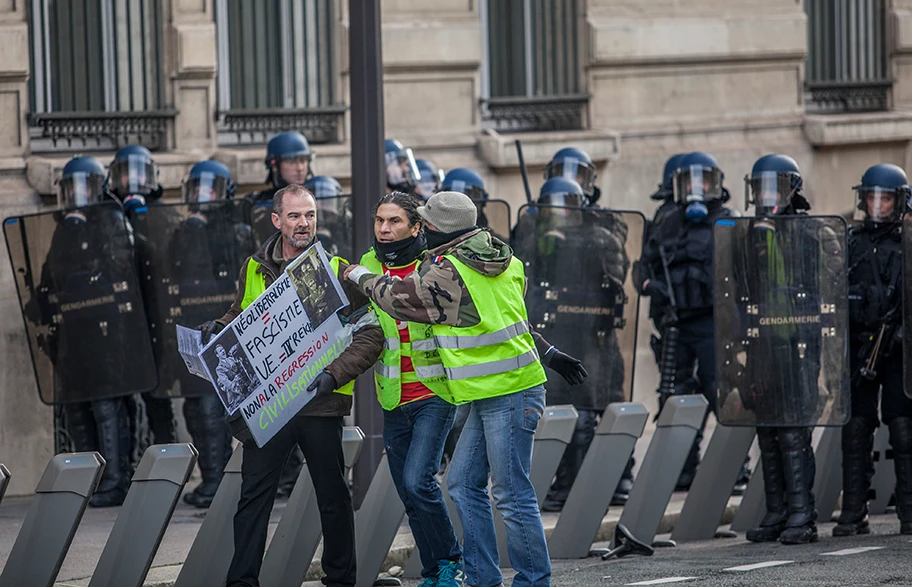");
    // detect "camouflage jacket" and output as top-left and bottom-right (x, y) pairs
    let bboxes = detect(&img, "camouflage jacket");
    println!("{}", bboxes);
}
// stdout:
(353, 228), (552, 357)
(218, 232), (383, 417)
